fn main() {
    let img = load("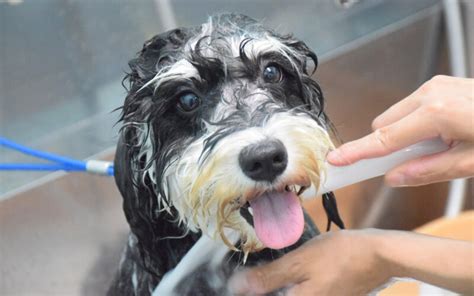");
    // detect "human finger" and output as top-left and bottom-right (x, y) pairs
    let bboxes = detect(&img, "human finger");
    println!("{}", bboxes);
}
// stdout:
(228, 252), (306, 295)
(372, 93), (420, 130)
(385, 142), (474, 186)
(327, 108), (442, 166)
